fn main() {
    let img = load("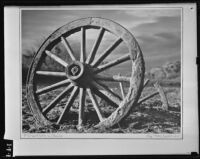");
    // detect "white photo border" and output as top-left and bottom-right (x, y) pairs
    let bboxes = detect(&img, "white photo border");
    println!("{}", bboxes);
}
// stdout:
(4, 3), (198, 155)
